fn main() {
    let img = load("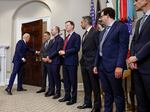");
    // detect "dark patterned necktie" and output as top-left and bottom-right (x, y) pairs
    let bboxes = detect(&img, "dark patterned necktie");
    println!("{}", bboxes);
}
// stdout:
(82, 31), (88, 42)
(139, 14), (147, 33)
